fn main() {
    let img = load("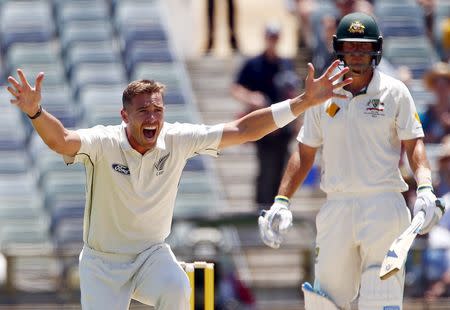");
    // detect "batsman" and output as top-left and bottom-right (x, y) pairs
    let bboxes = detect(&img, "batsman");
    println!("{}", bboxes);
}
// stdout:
(258, 12), (445, 310)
